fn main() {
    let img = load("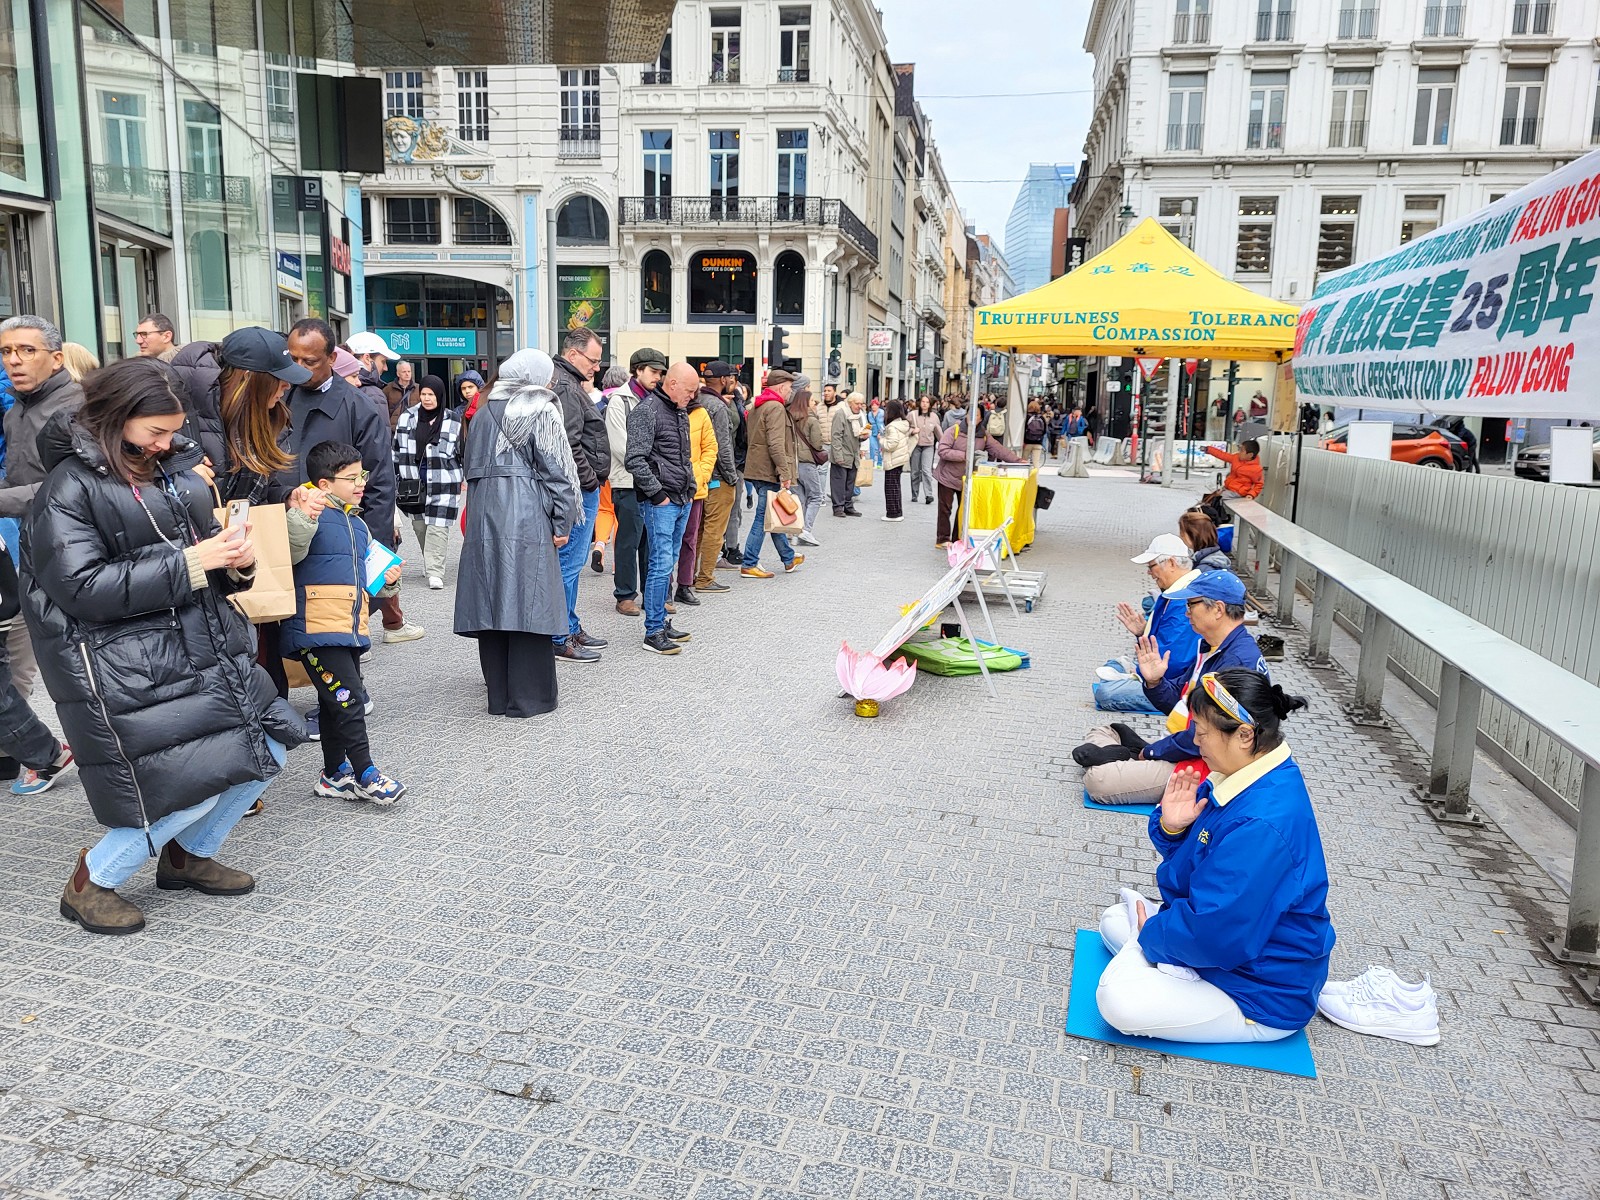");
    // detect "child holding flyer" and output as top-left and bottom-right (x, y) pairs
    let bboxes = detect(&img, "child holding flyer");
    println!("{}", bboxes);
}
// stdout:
(282, 441), (406, 804)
